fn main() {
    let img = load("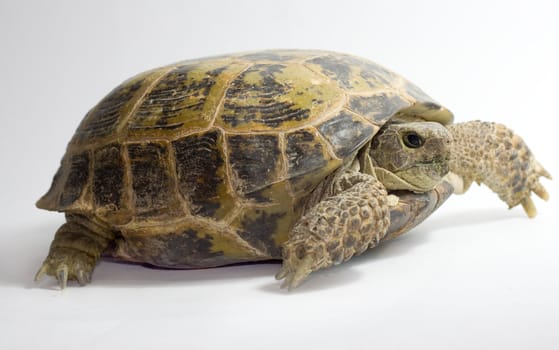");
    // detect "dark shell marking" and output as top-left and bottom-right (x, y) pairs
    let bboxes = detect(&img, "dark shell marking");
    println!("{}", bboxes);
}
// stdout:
(286, 128), (329, 178)
(38, 50), (451, 267)
(316, 110), (377, 158)
(92, 143), (124, 210)
(348, 93), (410, 124)
(128, 142), (182, 218)
(172, 129), (233, 219)
(220, 64), (310, 128)
(226, 133), (281, 199)
(129, 64), (226, 132)
(59, 152), (90, 207)
(73, 78), (145, 142)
